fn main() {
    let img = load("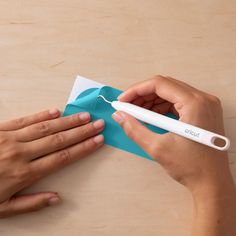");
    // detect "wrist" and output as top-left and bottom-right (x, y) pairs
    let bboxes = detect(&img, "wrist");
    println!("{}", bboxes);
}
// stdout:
(191, 172), (236, 236)
(191, 168), (235, 204)
(193, 179), (236, 212)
